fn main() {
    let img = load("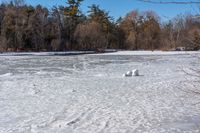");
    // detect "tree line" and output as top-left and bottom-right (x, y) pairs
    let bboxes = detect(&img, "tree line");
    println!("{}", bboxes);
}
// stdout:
(0, 0), (200, 52)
